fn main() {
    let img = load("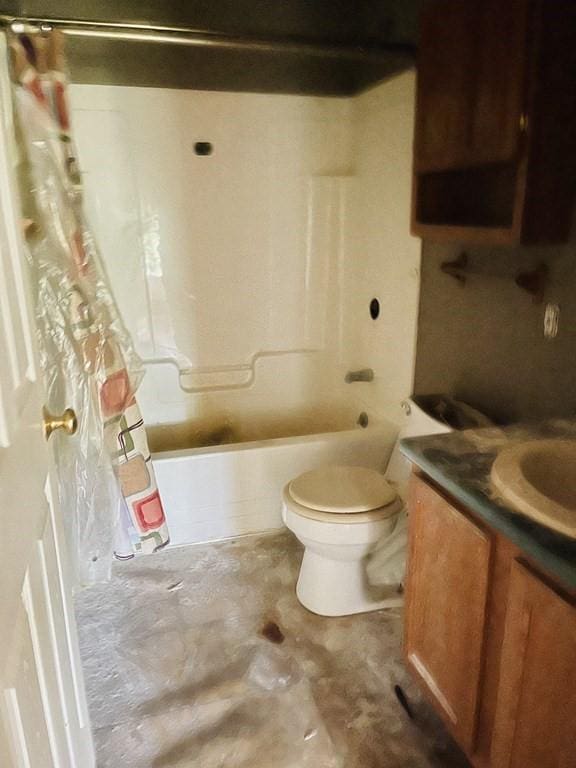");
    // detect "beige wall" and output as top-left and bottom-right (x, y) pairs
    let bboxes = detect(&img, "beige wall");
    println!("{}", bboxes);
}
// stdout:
(414, 231), (576, 423)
